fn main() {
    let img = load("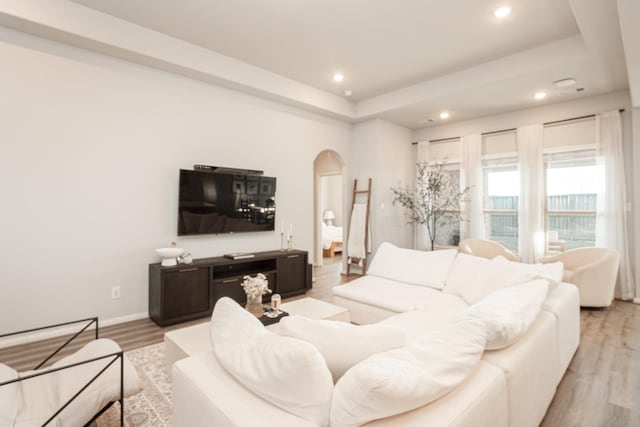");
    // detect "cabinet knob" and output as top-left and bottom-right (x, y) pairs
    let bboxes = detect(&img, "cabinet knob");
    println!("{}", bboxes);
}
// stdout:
(287, 254), (299, 259)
